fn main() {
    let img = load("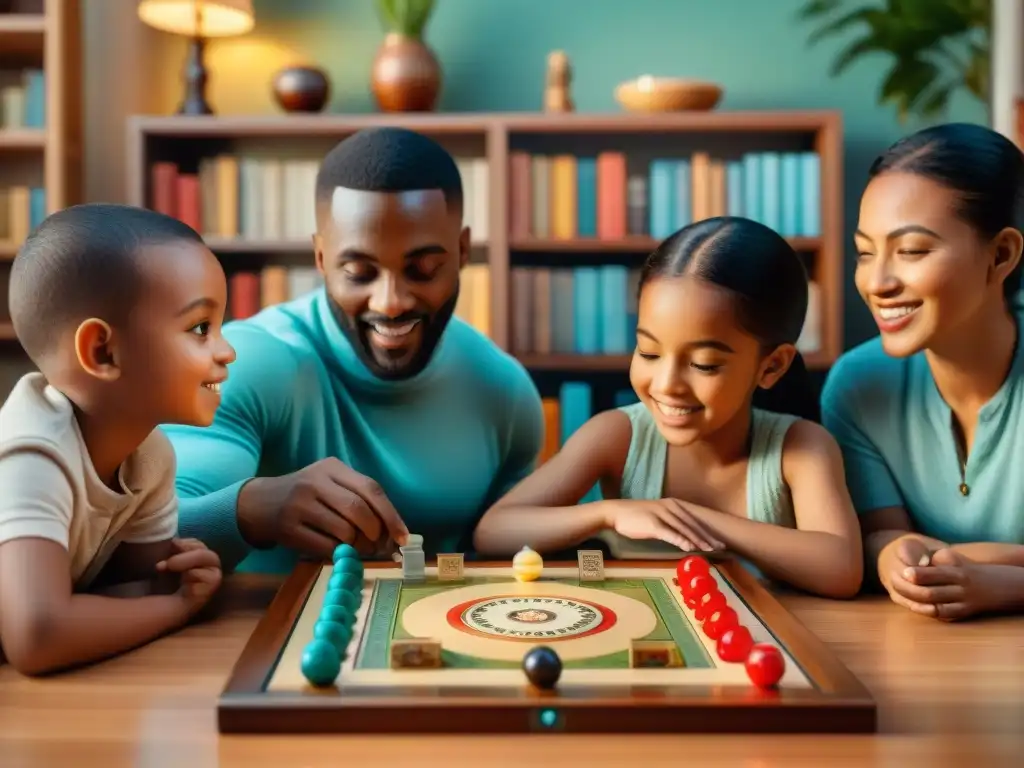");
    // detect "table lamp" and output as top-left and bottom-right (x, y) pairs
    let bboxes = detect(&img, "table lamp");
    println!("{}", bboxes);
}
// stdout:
(138, 0), (254, 115)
